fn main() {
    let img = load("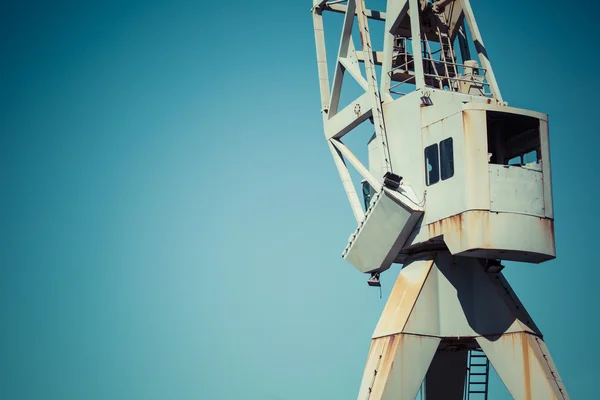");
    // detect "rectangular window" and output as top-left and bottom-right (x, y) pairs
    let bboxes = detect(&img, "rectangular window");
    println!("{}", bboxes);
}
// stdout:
(361, 181), (372, 210)
(424, 144), (439, 186)
(440, 137), (454, 180)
